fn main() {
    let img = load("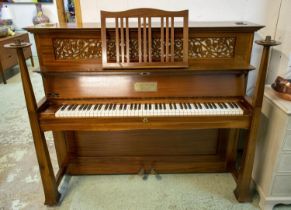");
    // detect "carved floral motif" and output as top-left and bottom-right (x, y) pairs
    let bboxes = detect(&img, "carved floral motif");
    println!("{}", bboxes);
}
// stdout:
(53, 37), (235, 60)
(53, 39), (102, 59)
(189, 37), (235, 58)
